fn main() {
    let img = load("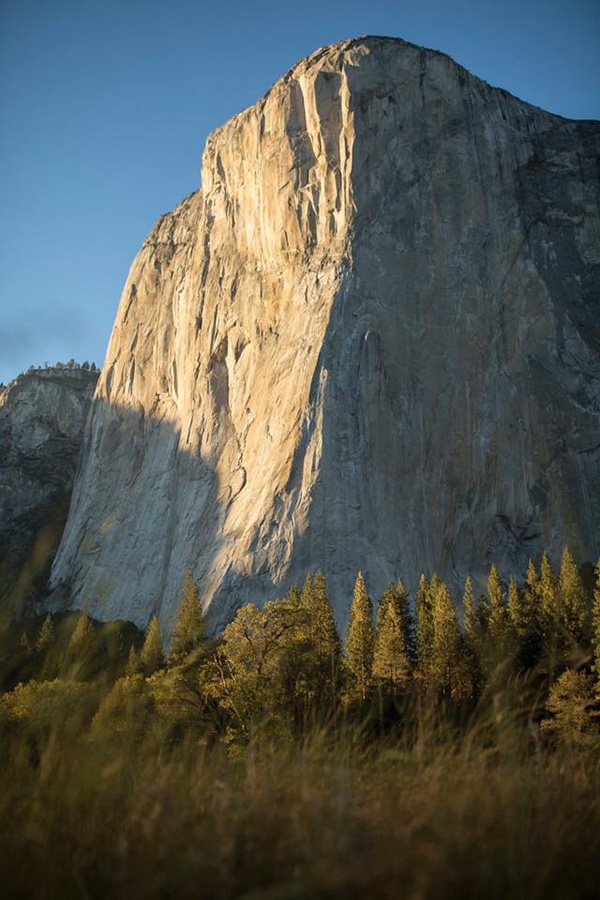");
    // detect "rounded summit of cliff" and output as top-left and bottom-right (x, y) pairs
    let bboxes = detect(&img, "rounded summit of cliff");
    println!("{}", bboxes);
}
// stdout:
(259, 34), (505, 110)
